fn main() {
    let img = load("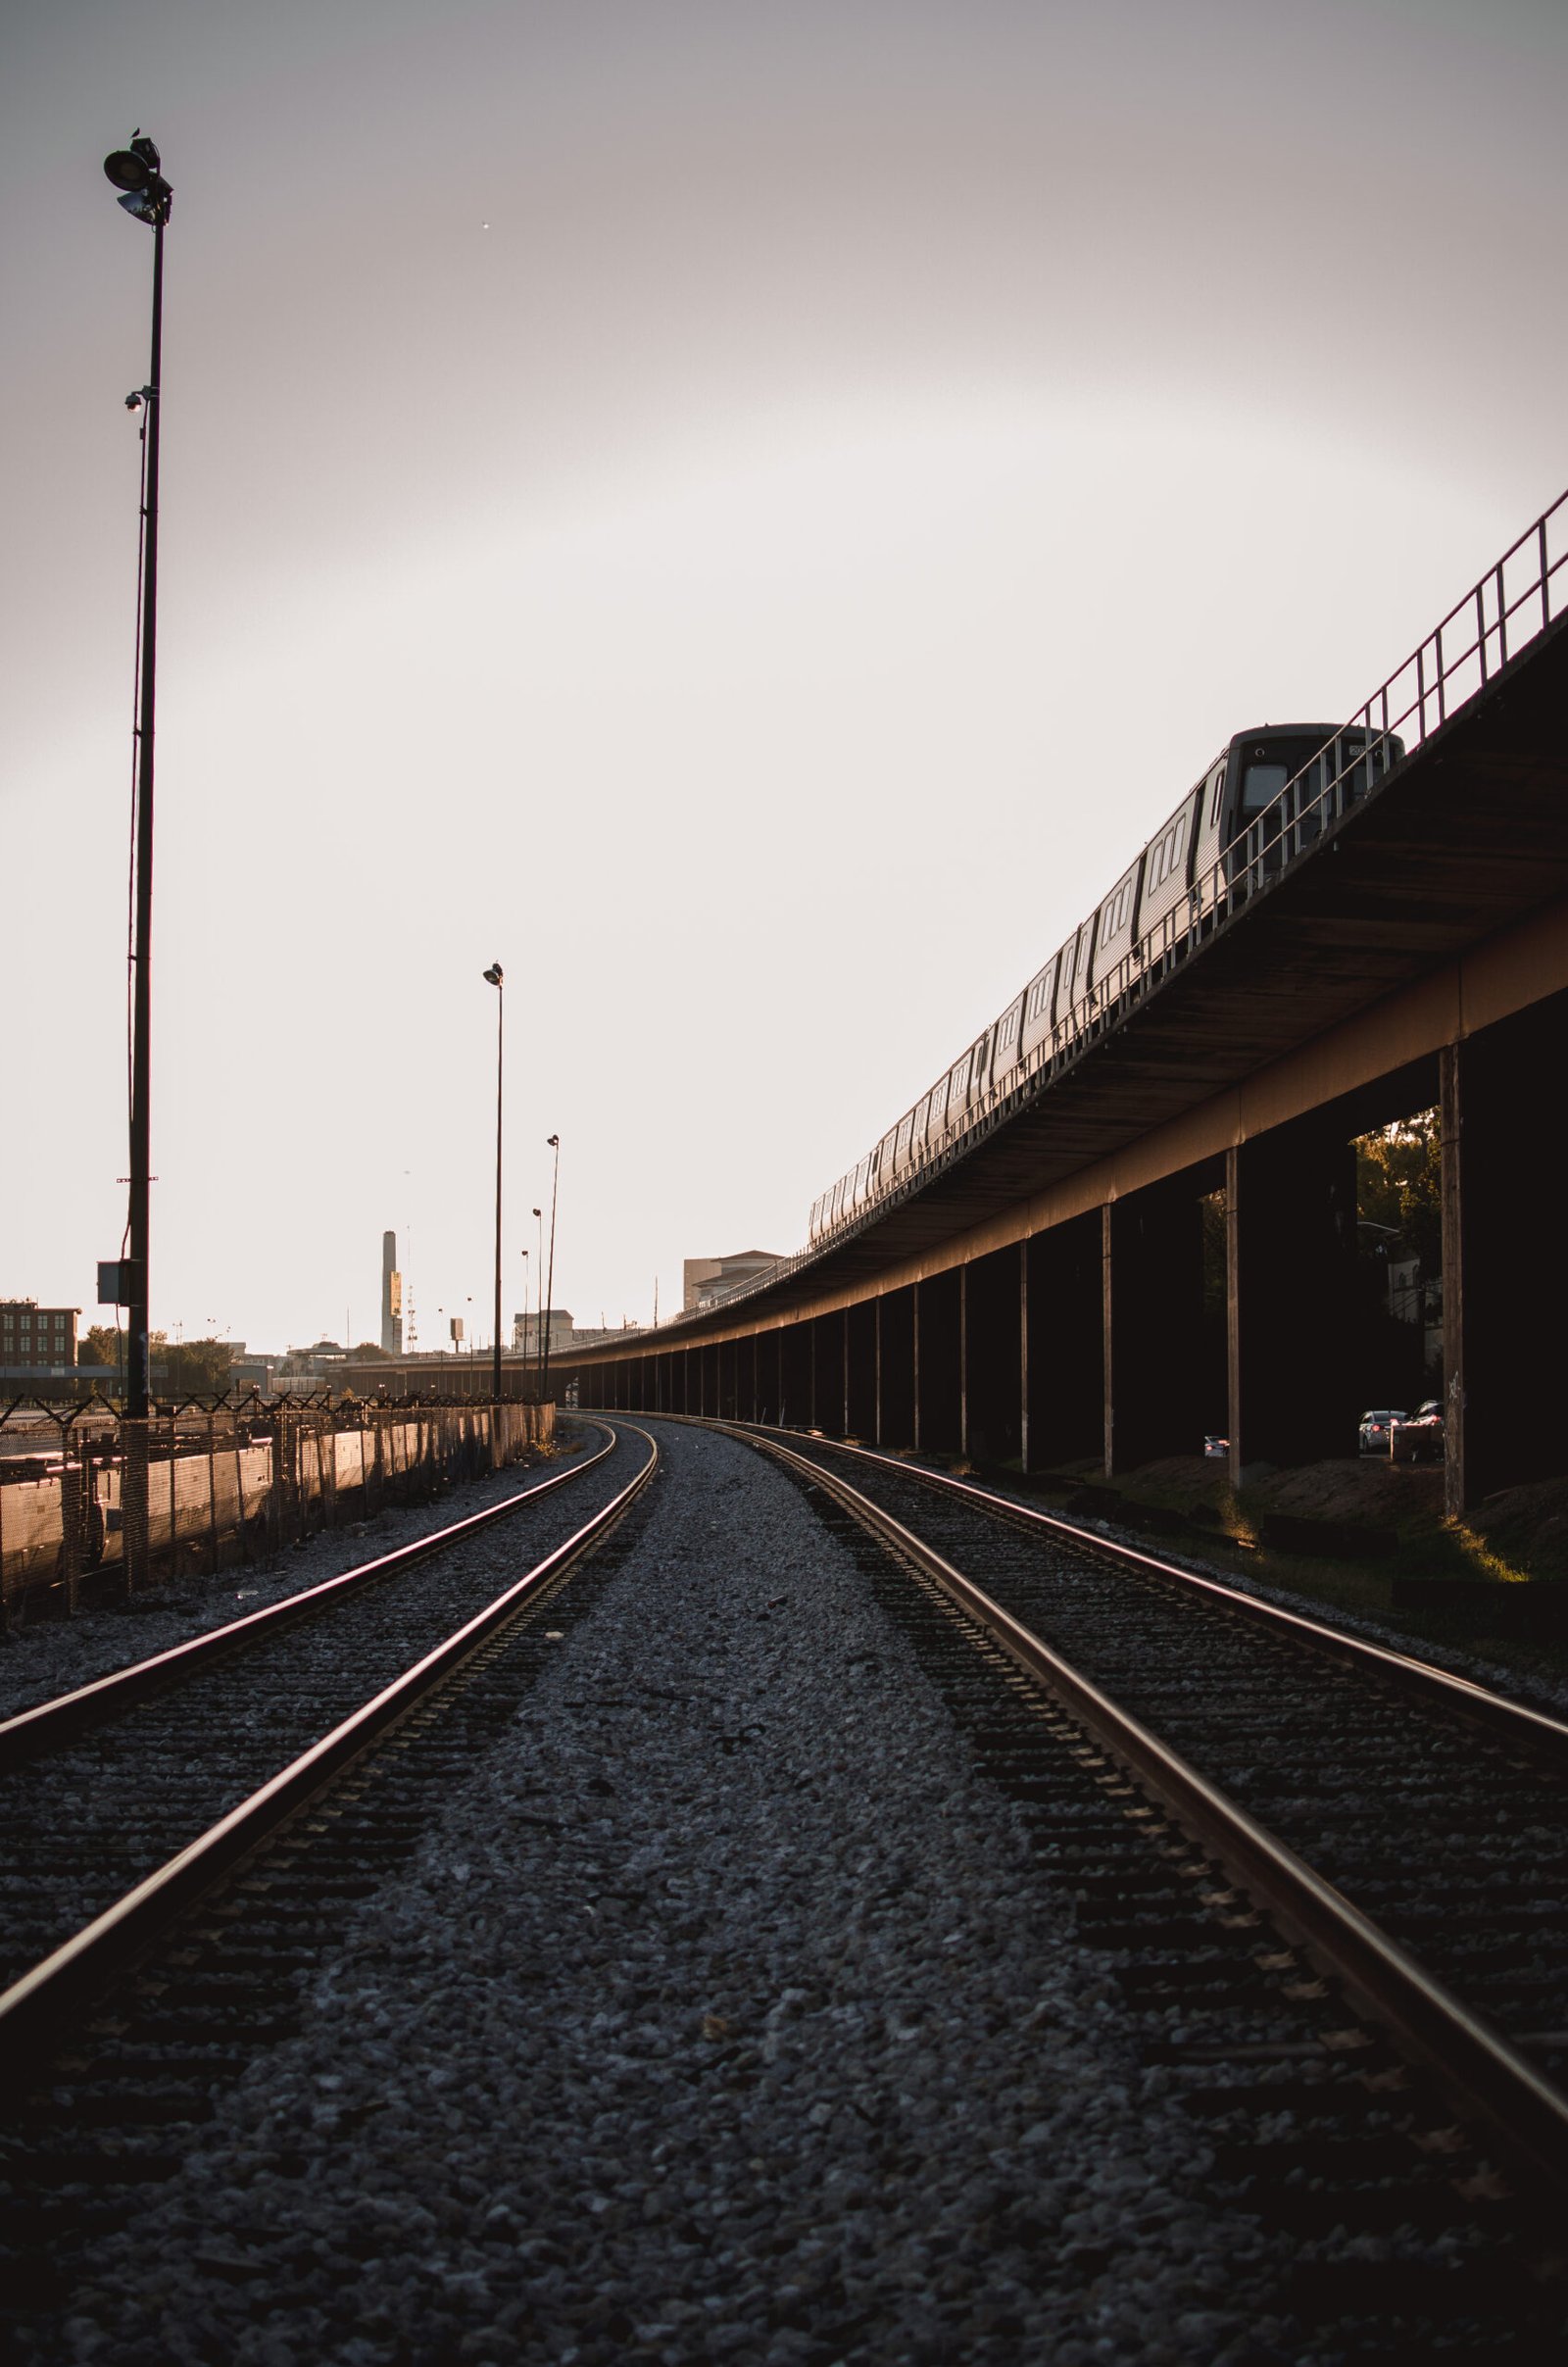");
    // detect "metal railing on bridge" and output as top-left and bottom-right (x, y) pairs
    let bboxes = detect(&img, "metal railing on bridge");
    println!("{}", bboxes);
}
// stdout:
(682, 486), (1568, 1309)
